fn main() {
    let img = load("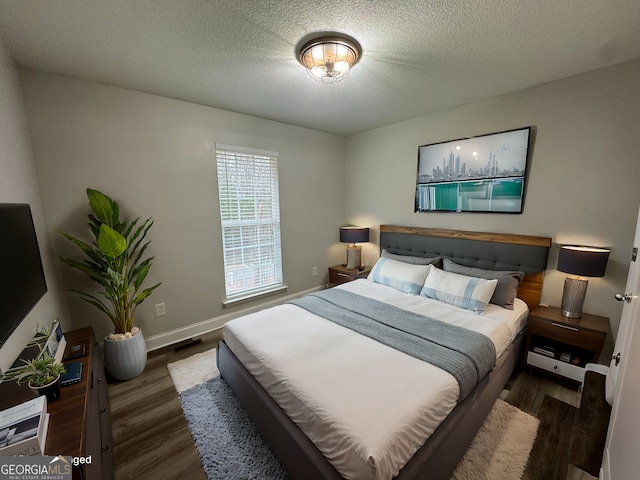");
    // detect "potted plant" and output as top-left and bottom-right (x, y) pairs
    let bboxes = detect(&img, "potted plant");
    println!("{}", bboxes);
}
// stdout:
(59, 188), (161, 380)
(6, 353), (66, 401)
